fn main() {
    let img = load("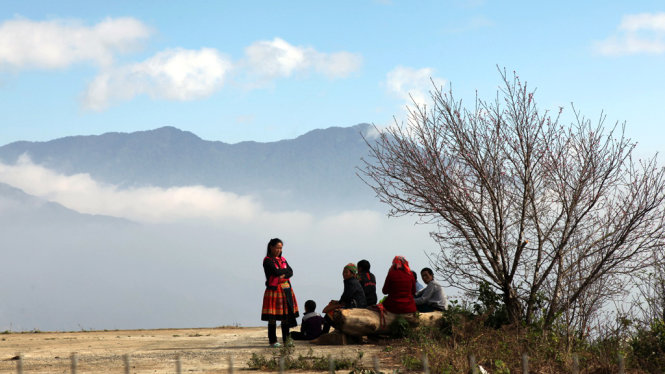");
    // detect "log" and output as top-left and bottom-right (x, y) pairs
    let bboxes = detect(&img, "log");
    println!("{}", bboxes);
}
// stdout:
(333, 308), (443, 337)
